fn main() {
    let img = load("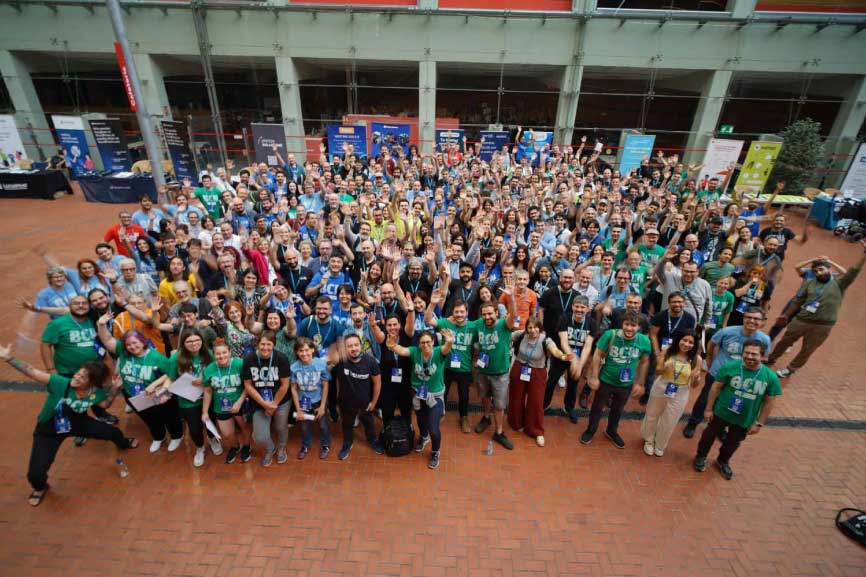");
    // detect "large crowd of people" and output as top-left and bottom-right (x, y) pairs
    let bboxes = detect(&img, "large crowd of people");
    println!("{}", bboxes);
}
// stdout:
(5, 135), (865, 507)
